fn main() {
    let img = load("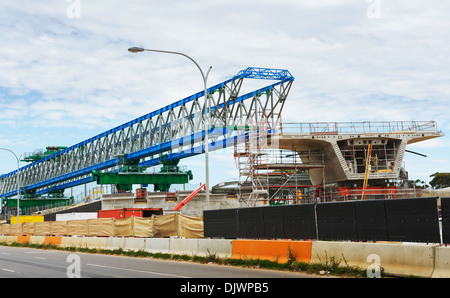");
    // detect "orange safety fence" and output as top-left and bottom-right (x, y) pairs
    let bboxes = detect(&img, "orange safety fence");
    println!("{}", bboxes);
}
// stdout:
(44, 236), (62, 246)
(231, 240), (312, 263)
(17, 236), (30, 244)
